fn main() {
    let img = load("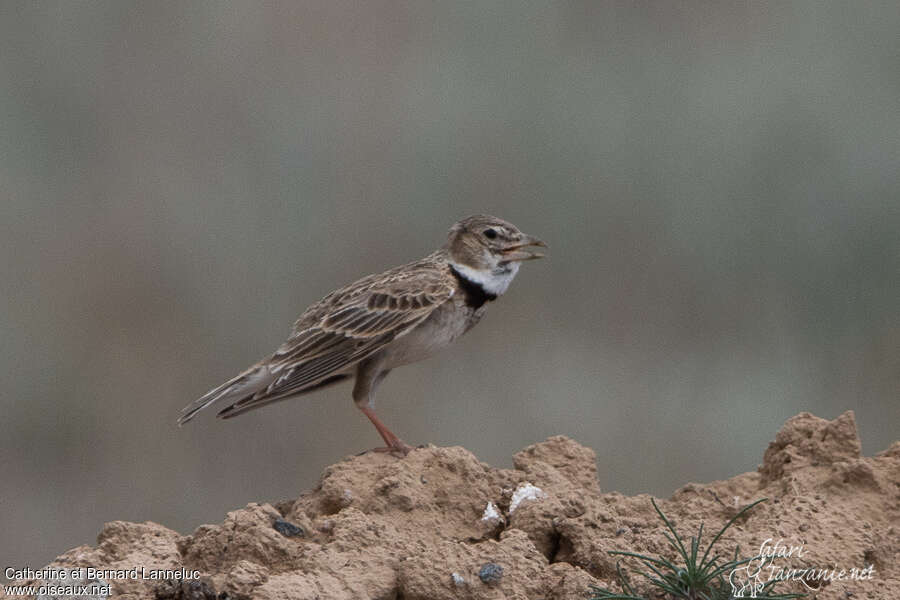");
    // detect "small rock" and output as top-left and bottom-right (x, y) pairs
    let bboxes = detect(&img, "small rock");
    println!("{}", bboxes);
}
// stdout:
(481, 501), (502, 523)
(315, 518), (334, 533)
(450, 572), (466, 586)
(509, 482), (545, 513)
(478, 562), (503, 585)
(154, 579), (235, 600)
(272, 519), (304, 537)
